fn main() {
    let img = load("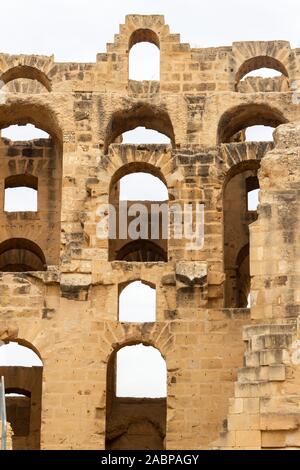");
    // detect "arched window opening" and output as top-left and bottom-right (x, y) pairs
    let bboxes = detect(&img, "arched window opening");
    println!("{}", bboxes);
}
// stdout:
(115, 240), (167, 262)
(241, 68), (282, 79)
(0, 238), (47, 272)
(119, 281), (156, 322)
(247, 189), (260, 211)
(128, 29), (160, 81)
(0, 102), (62, 144)
(217, 104), (287, 144)
(235, 56), (288, 84)
(104, 104), (174, 154)
(109, 164), (169, 262)
(0, 342), (42, 366)
(1, 124), (49, 141)
(0, 341), (43, 450)
(129, 43), (159, 81)
(223, 163), (258, 308)
(122, 127), (170, 144)
(246, 175), (260, 212)
(4, 174), (38, 212)
(245, 125), (274, 142)
(0, 103), (62, 266)
(119, 172), (168, 201)
(116, 344), (166, 398)
(105, 343), (167, 450)
(0, 65), (52, 92)
(4, 187), (37, 212)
